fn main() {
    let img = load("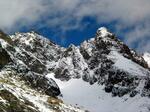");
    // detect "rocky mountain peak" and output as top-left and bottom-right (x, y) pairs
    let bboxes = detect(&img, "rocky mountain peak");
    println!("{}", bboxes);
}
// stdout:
(11, 31), (56, 47)
(97, 27), (112, 37)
